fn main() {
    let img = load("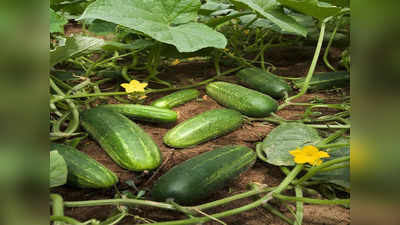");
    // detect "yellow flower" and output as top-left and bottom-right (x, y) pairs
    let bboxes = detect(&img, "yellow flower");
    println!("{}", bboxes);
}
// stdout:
(171, 59), (180, 66)
(289, 145), (330, 166)
(120, 80), (148, 93)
